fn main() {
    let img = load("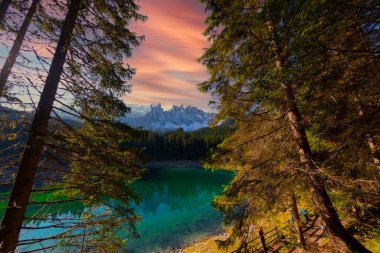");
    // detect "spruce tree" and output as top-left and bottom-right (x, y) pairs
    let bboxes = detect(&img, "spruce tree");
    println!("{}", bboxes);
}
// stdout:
(294, 0), (380, 224)
(0, 1), (83, 250)
(0, 0), (10, 28)
(0, 0), (146, 251)
(296, 0), (380, 169)
(0, 0), (40, 97)
(198, 0), (372, 252)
